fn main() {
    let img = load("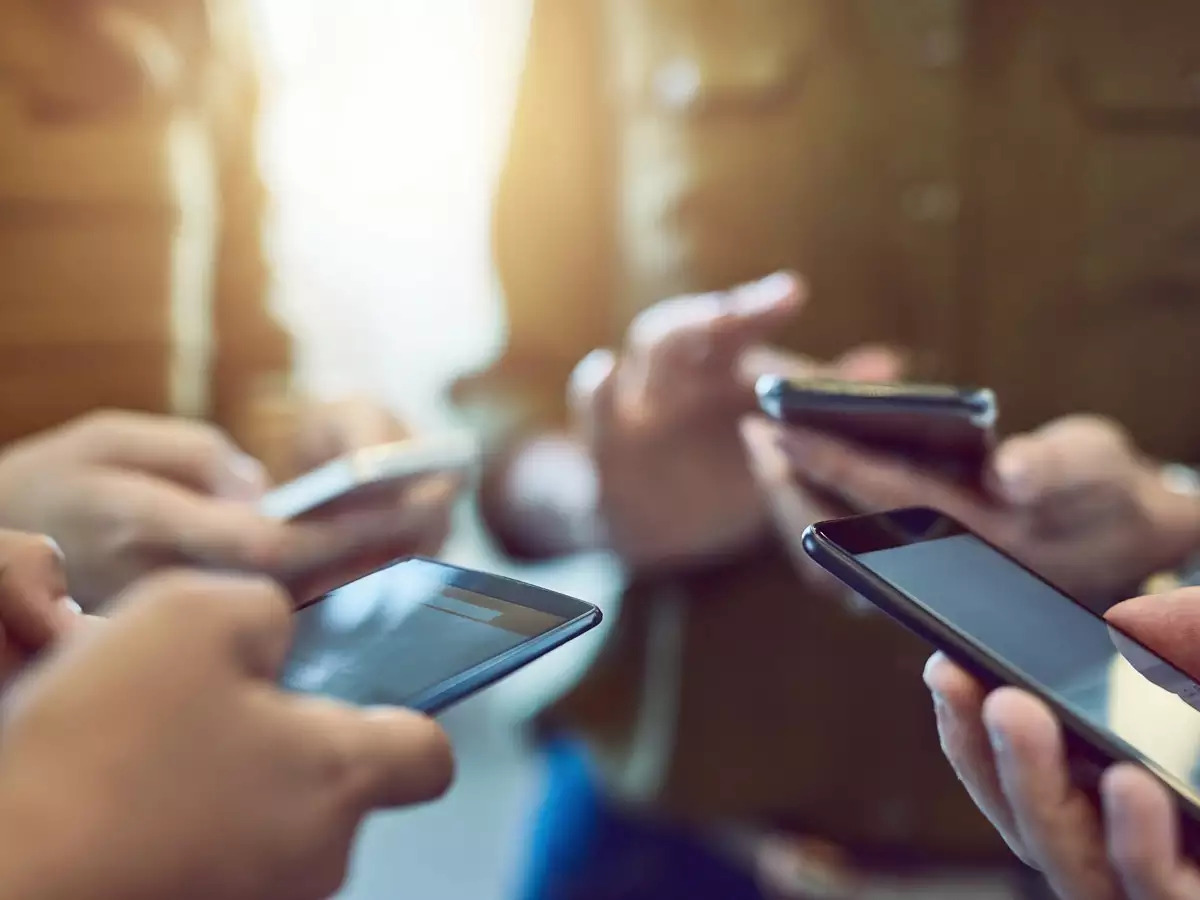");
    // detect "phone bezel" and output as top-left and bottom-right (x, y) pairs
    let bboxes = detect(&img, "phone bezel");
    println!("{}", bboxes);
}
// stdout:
(803, 507), (1200, 838)
(755, 375), (998, 428)
(291, 557), (602, 715)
